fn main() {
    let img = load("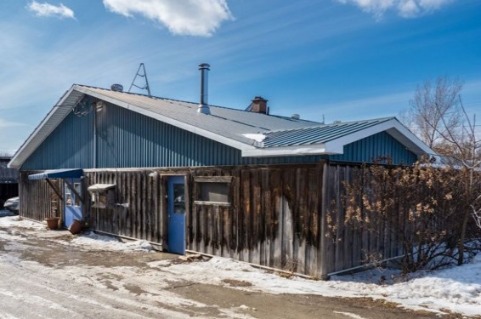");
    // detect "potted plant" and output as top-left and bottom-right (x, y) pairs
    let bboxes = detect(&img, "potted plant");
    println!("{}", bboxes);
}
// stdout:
(45, 216), (60, 230)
